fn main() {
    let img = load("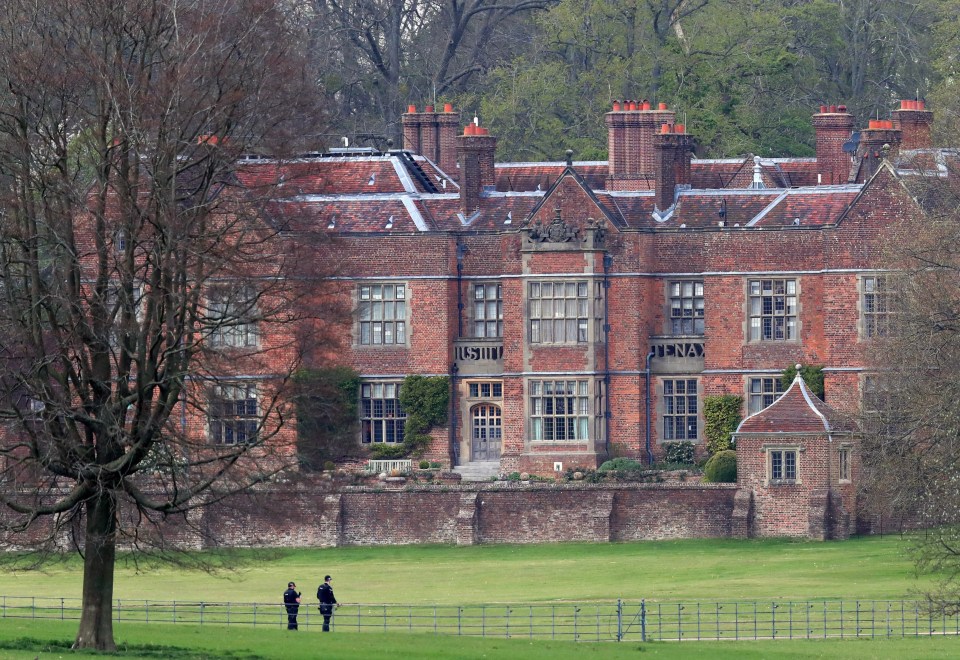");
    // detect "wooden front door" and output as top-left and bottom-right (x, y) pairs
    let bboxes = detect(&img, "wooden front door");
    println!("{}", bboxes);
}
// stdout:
(471, 404), (502, 461)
